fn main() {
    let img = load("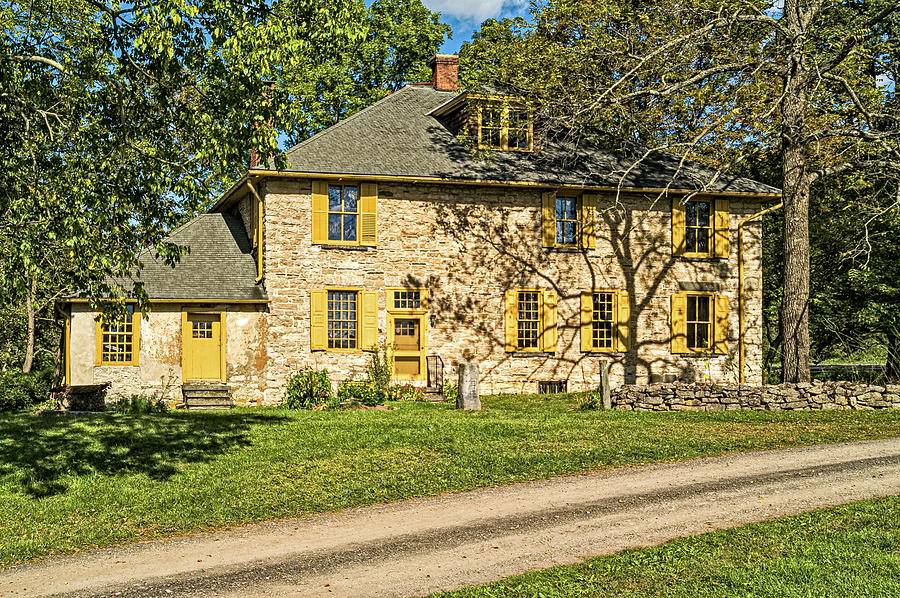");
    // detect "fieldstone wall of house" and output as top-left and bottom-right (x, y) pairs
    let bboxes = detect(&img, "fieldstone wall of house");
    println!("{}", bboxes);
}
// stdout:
(259, 177), (767, 403)
(613, 382), (900, 411)
(68, 303), (268, 405)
